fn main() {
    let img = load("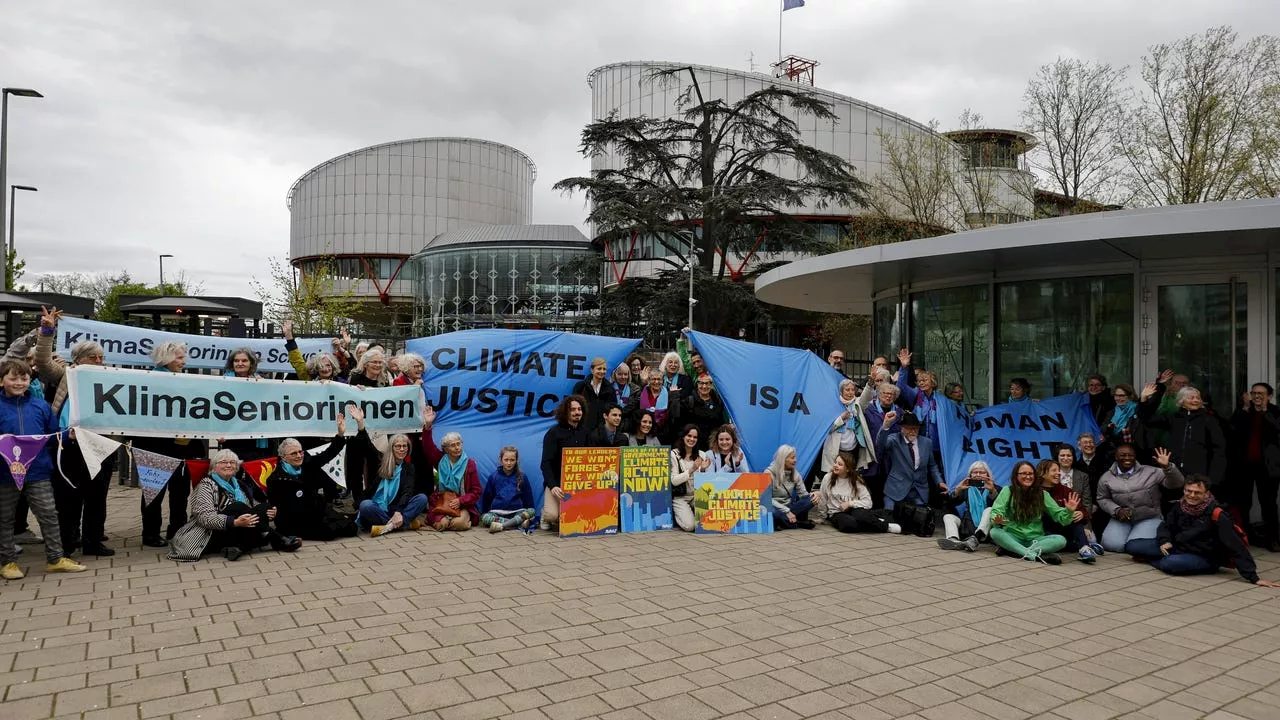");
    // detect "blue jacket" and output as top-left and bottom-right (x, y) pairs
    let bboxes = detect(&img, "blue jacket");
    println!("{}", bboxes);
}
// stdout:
(0, 389), (60, 484)
(481, 468), (536, 514)
(876, 428), (944, 503)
